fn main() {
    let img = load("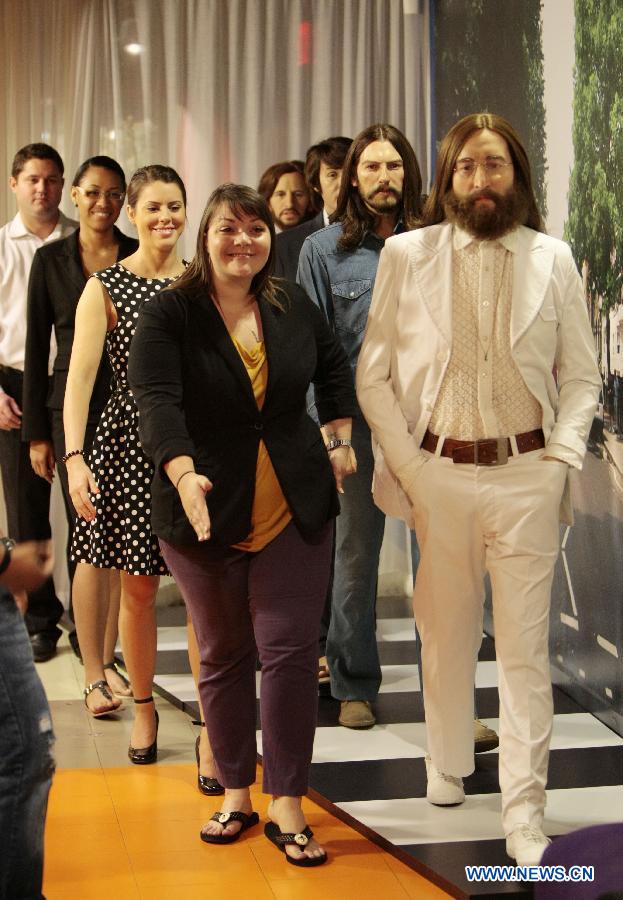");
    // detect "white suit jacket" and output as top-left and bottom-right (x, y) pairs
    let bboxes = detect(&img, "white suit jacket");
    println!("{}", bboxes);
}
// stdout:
(356, 222), (601, 525)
